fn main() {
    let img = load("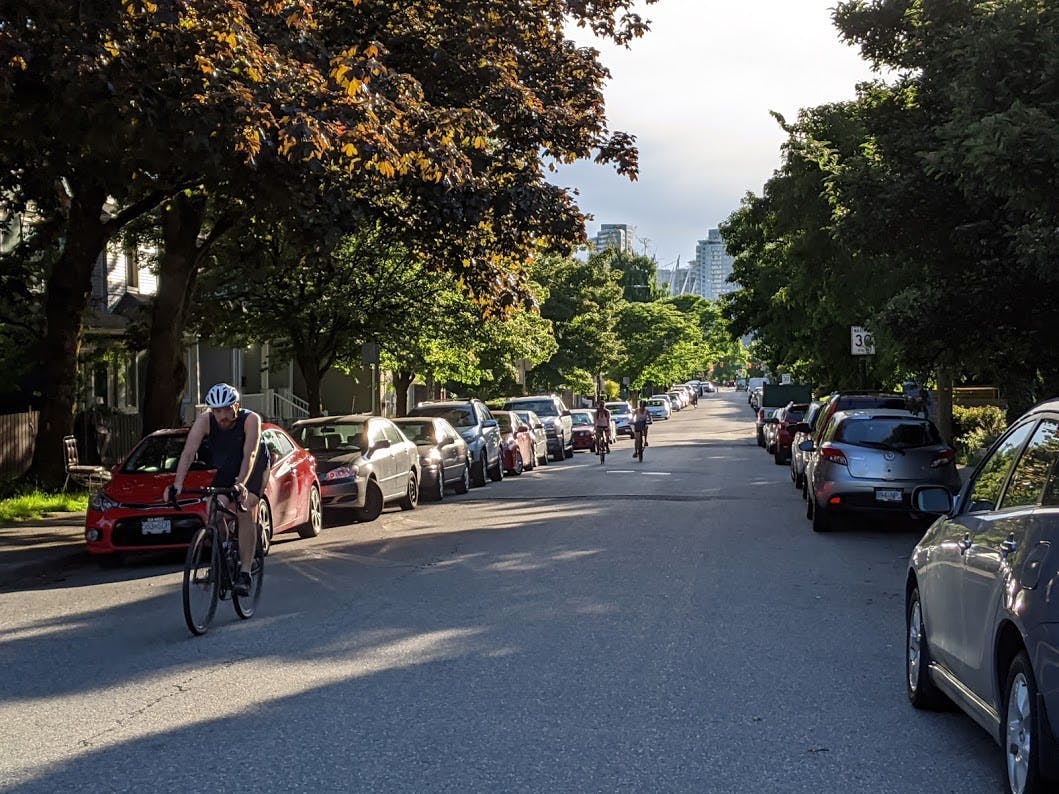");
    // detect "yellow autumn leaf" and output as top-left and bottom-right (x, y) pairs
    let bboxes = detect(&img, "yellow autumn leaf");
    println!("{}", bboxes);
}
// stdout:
(346, 78), (362, 97)
(103, 39), (120, 57)
(472, 136), (487, 150)
(342, 143), (358, 157)
(377, 161), (395, 178)
(333, 64), (350, 84)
